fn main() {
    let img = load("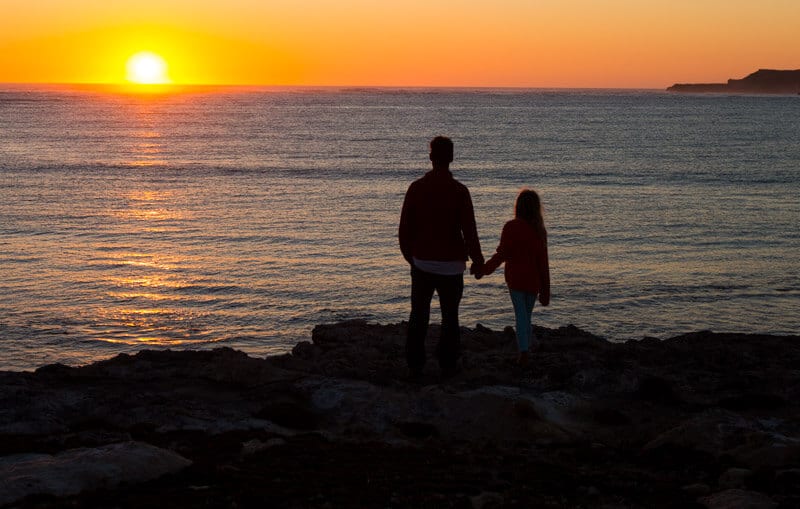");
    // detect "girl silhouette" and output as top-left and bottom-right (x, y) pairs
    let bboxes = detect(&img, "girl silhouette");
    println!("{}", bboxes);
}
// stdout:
(482, 189), (550, 366)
